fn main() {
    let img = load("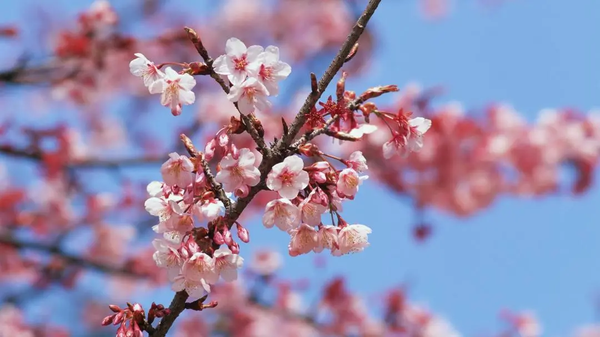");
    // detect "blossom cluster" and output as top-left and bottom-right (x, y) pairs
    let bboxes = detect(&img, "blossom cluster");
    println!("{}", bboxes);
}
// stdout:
(261, 152), (372, 256)
(214, 37), (291, 115)
(144, 152), (244, 297)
